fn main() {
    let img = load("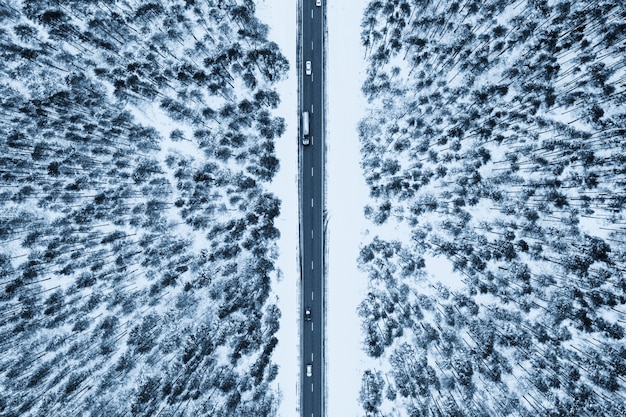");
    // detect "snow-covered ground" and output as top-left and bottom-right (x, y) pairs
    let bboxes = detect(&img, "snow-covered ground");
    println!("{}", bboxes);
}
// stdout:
(255, 1), (299, 416)
(325, 1), (371, 416)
